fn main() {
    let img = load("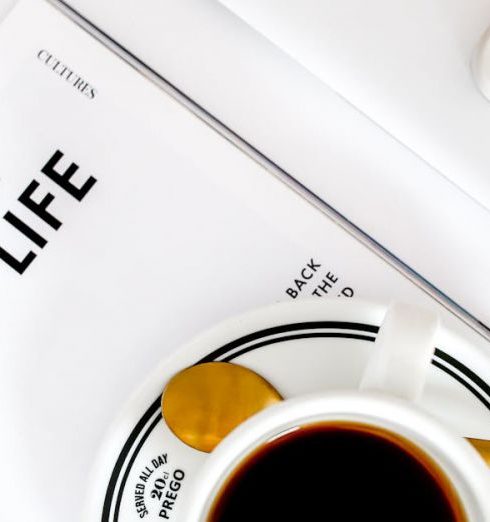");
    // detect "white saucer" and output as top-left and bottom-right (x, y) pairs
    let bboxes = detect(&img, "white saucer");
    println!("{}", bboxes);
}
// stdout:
(83, 299), (490, 521)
